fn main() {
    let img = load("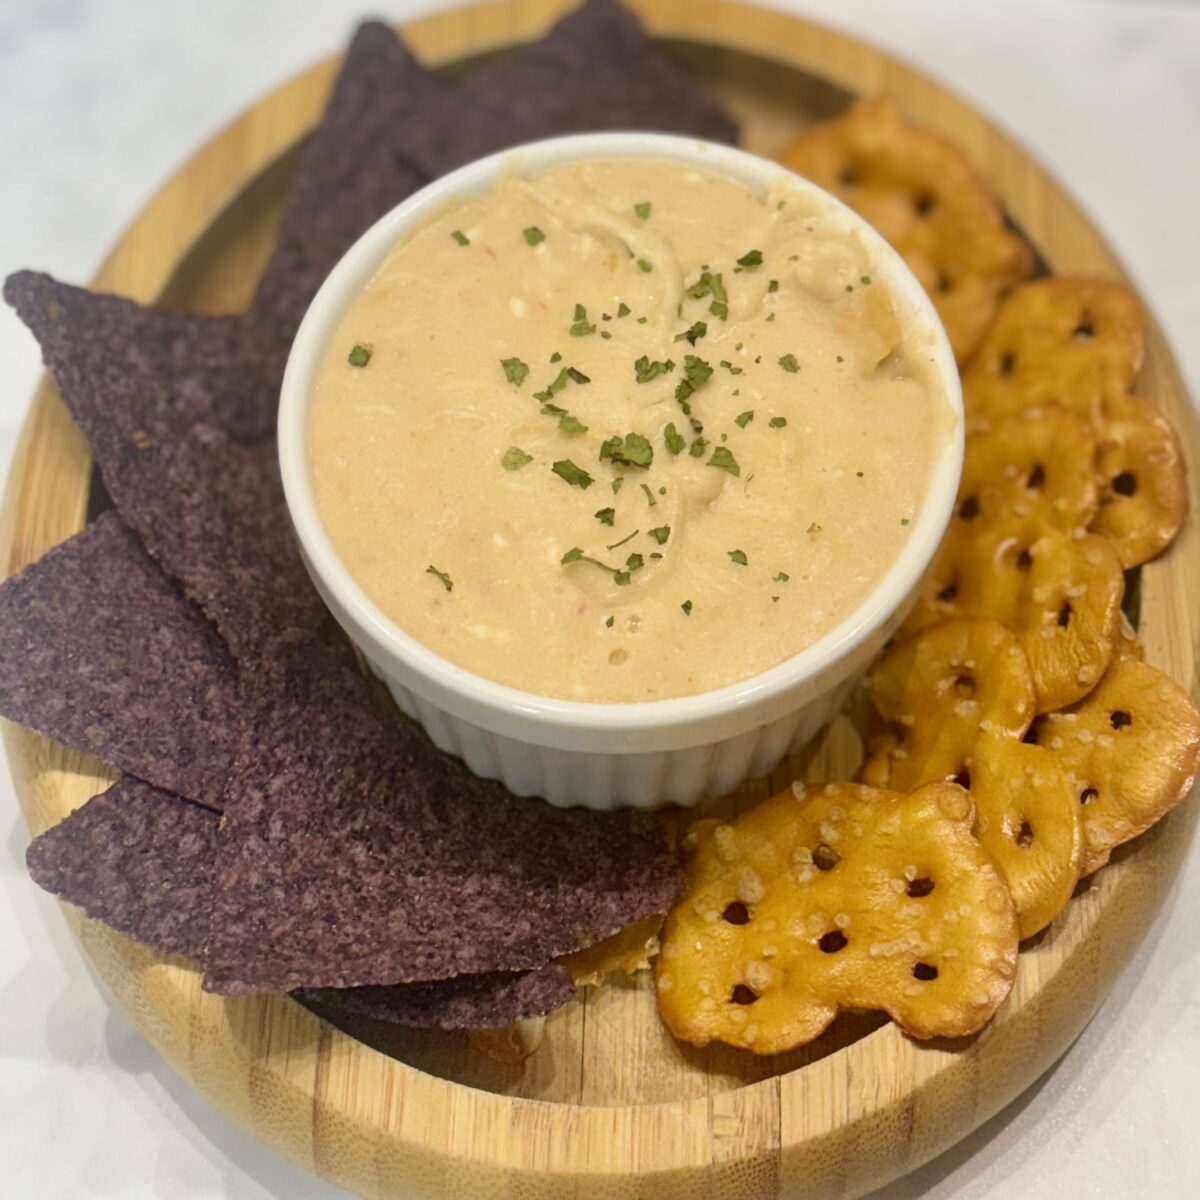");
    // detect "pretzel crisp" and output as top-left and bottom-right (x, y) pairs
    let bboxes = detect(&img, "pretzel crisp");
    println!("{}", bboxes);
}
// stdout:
(957, 405), (1099, 538)
(655, 781), (1018, 1053)
(777, 97), (1033, 362)
(1030, 657), (1200, 875)
(963, 278), (1146, 425)
(905, 527), (1123, 713)
(866, 619), (1081, 936)
(1089, 393), (1188, 568)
